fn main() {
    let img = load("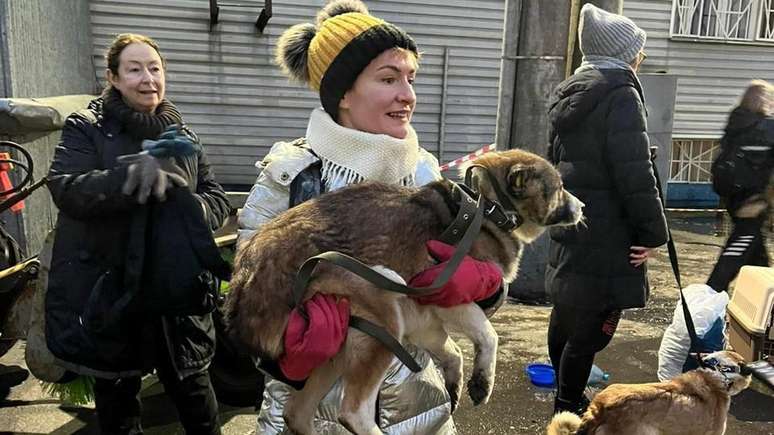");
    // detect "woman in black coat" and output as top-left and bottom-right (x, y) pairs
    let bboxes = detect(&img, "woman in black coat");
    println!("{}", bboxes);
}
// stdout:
(545, 5), (668, 415)
(46, 33), (230, 434)
(707, 80), (774, 292)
